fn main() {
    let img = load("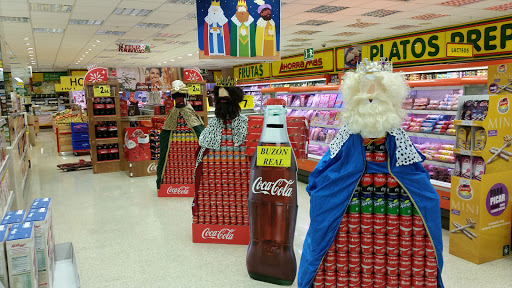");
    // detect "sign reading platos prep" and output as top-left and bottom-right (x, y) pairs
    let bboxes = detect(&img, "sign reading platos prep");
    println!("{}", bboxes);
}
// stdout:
(256, 146), (291, 167)
(196, 0), (281, 60)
